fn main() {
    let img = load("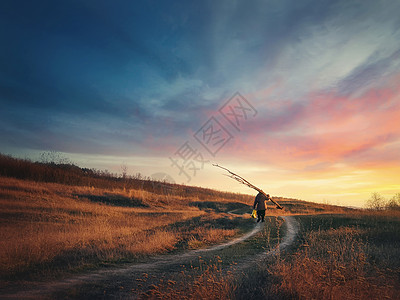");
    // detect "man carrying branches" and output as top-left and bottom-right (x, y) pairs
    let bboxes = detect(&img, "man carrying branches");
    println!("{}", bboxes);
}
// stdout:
(253, 192), (273, 222)
(213, 164), (283, 215)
